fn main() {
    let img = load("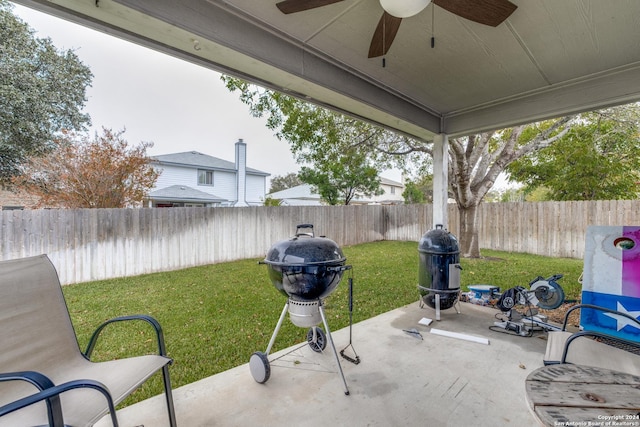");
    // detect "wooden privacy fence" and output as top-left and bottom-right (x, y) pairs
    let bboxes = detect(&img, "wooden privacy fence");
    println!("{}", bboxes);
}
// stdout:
(1, 200), (639, 284)
(477, 200), (640, 258)
(0, 205), (432, 285)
